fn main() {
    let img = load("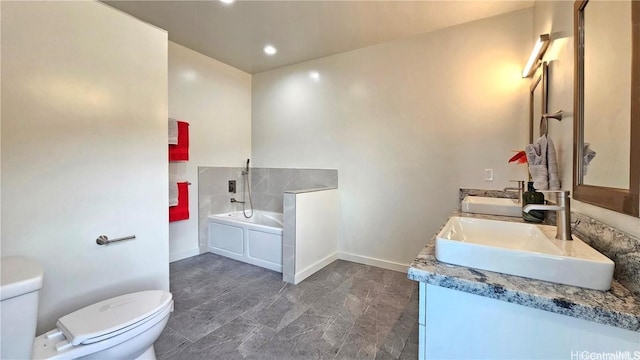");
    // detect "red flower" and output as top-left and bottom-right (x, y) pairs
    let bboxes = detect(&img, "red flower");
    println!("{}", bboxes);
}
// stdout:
(508, 150), (527, 164)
